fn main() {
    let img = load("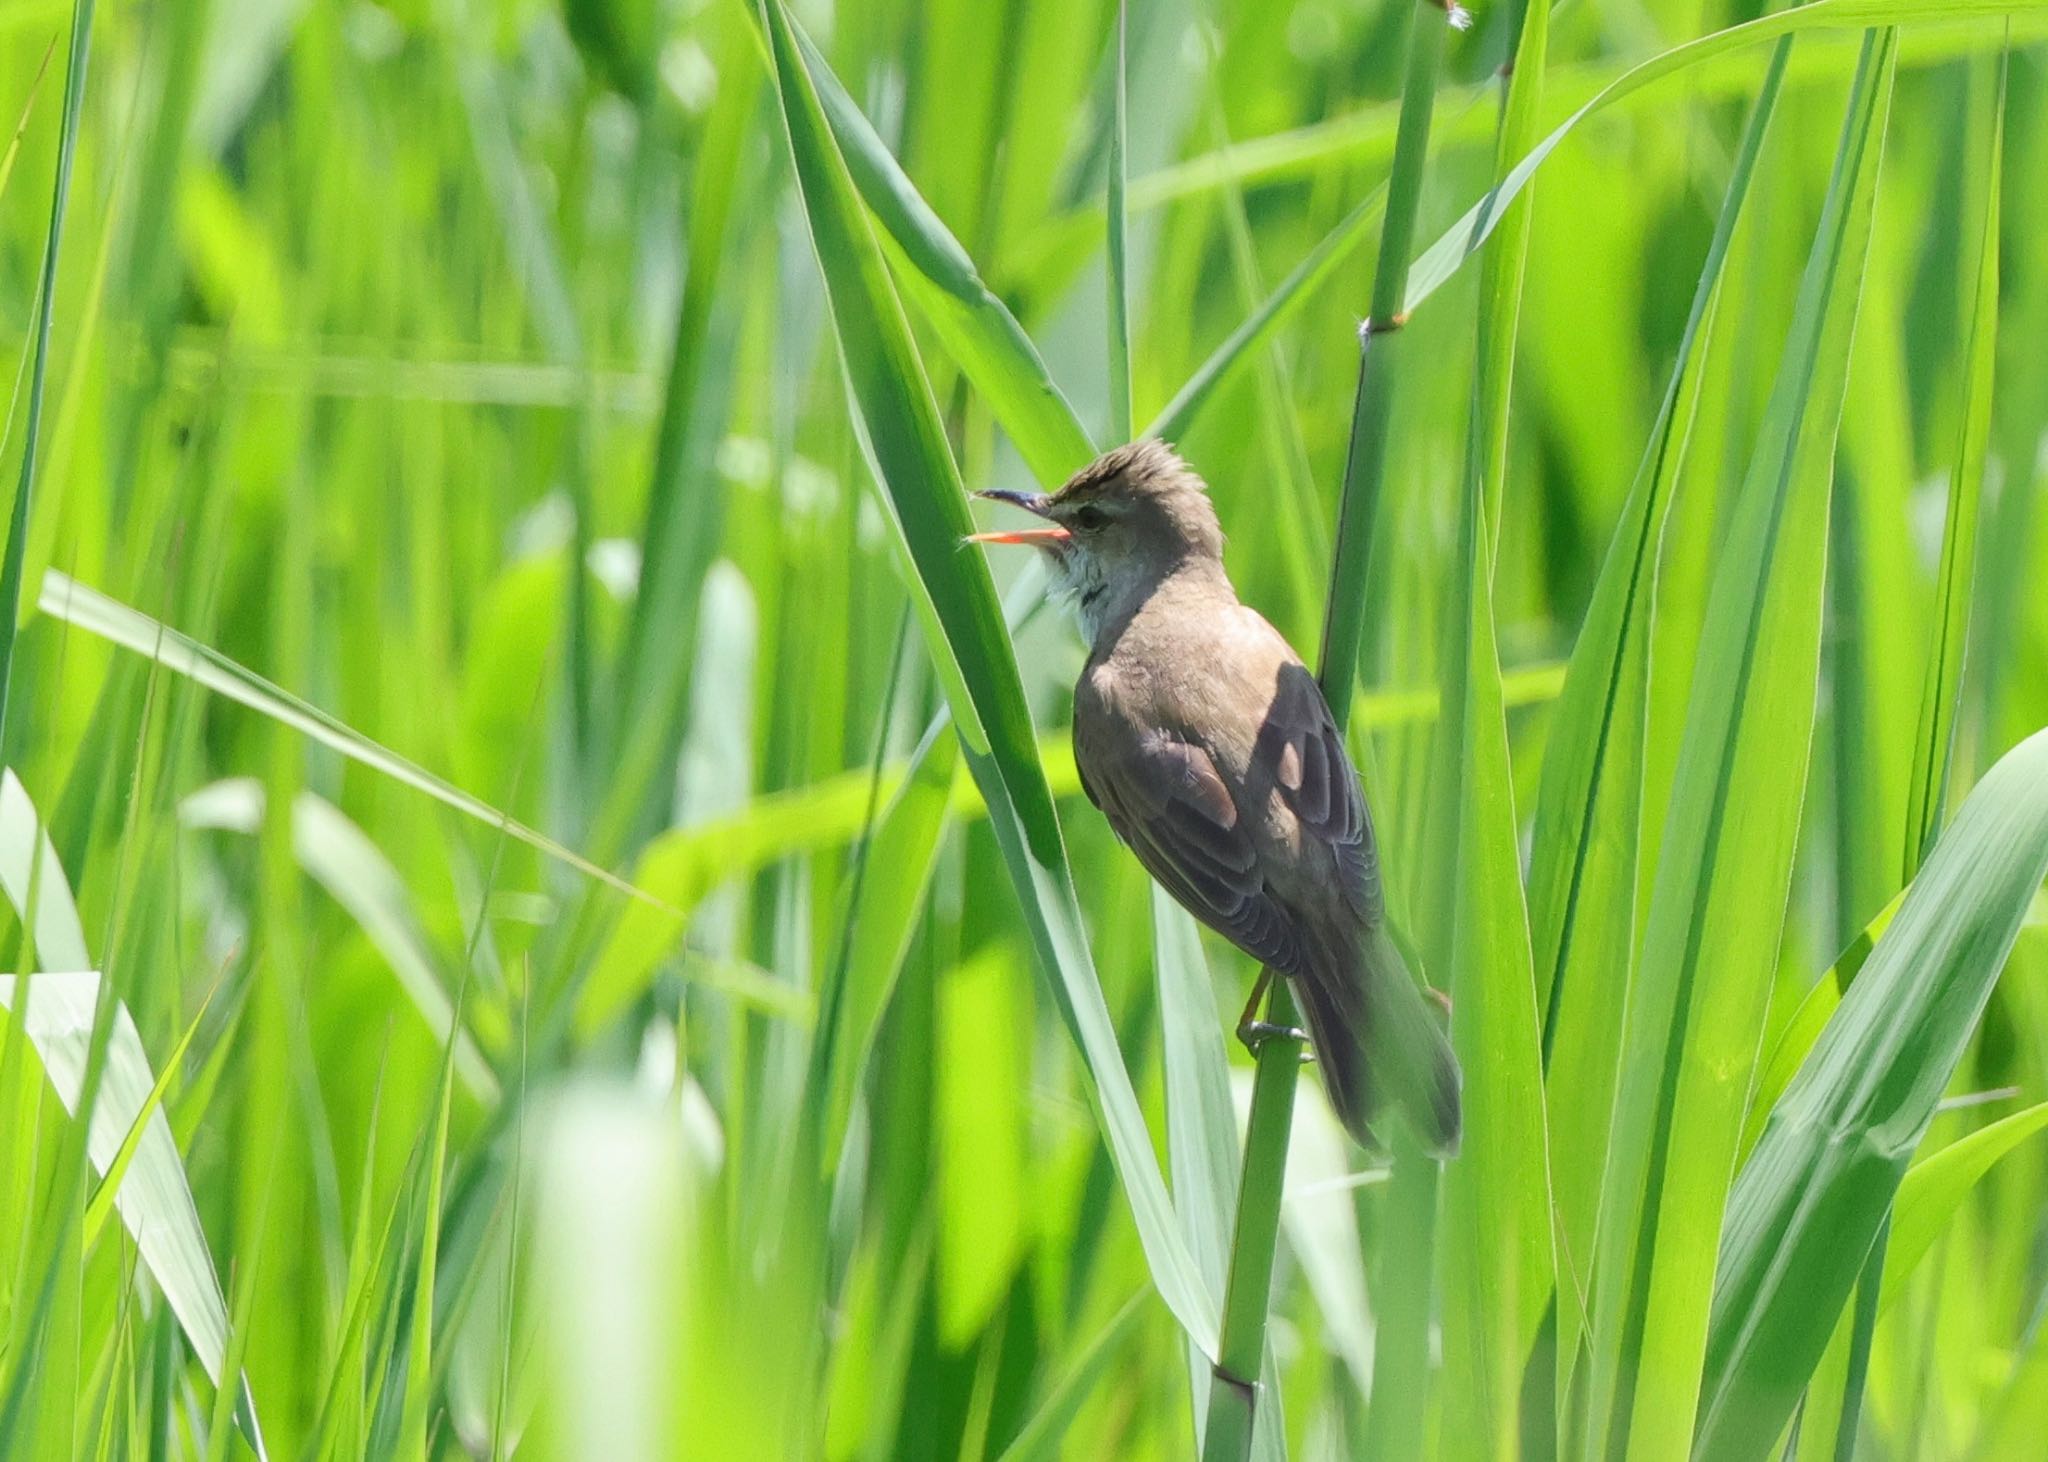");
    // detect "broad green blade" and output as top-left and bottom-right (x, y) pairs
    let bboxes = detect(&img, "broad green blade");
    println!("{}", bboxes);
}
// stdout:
(1434, 466), (1553, 1457)
(758, 0), (1217, 1354)
(1698, 728), (2048, 1459)
(1533, 39), (1788, 1403)
(1434, 5), (1556, 1456)
(1583, 32), (1897, 1460)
